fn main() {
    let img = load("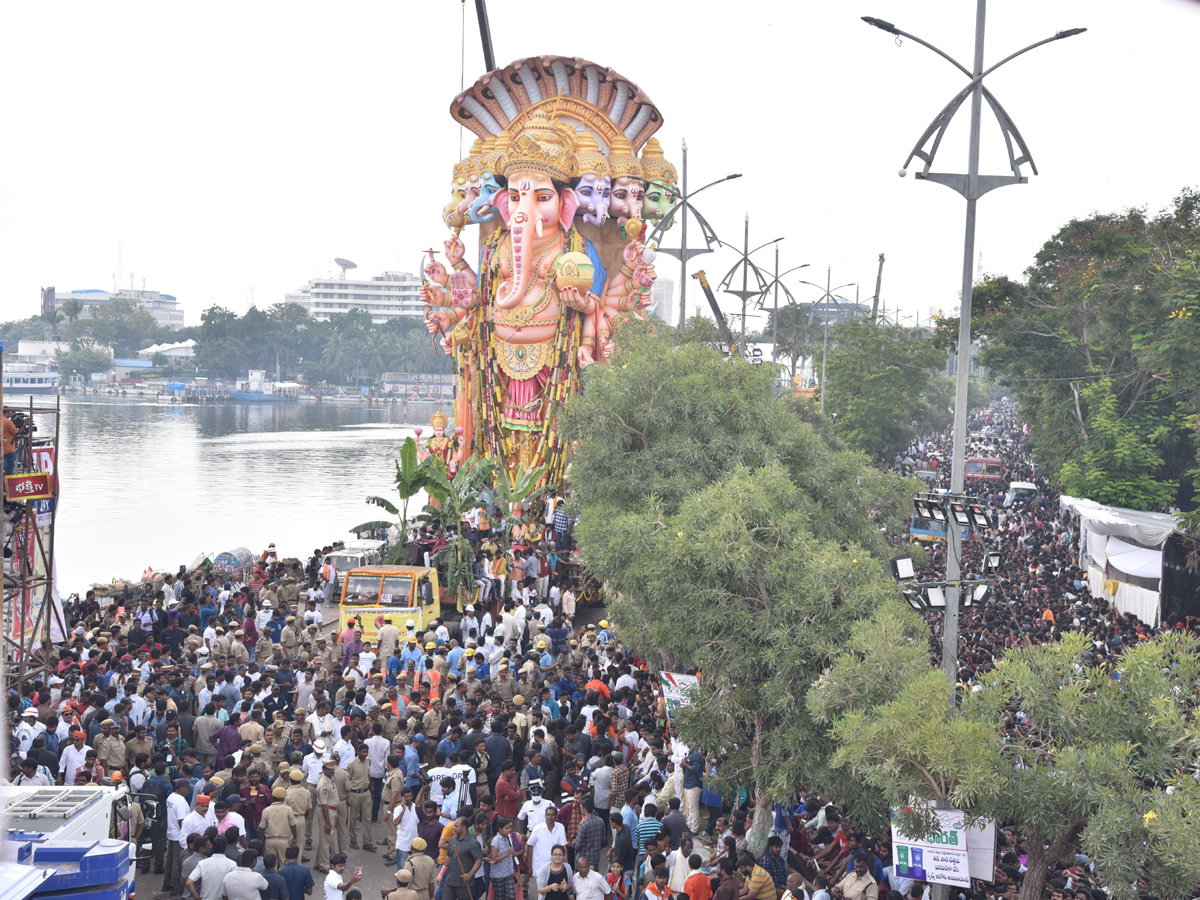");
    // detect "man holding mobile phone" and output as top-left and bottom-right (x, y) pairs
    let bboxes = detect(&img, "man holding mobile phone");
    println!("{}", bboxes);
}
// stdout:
(324, 854), (362, 900)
